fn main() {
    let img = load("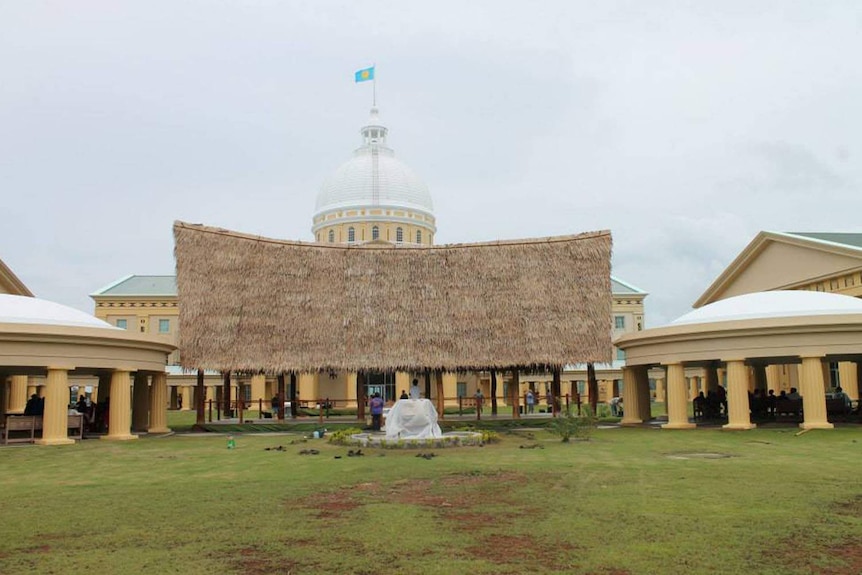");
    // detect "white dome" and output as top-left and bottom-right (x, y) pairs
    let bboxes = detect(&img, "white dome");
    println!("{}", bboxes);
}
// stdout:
(313, 107), (433, 217)
(316, 151), (433, 213)
(0, 294), (115, 329)
(671, 291), (862, 326)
